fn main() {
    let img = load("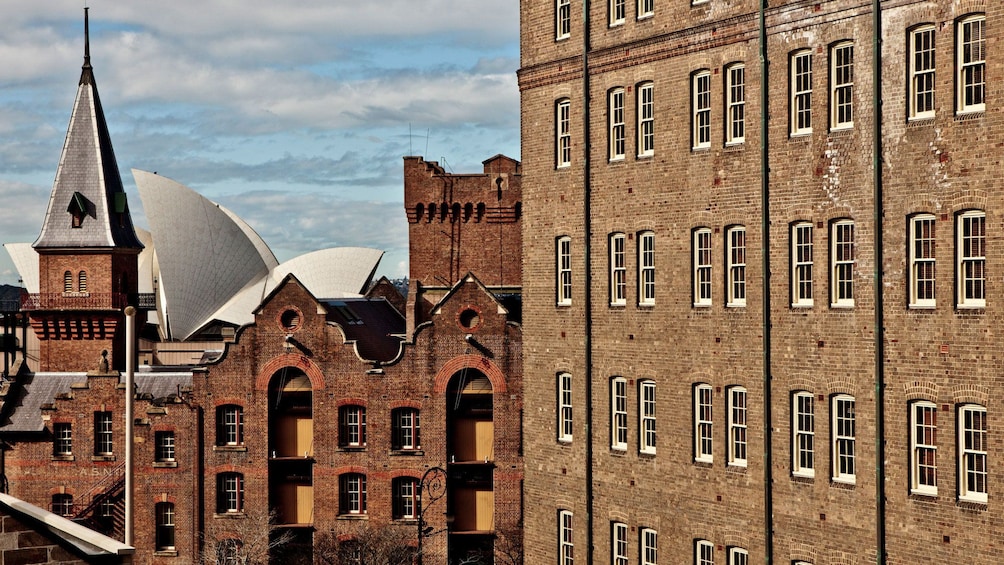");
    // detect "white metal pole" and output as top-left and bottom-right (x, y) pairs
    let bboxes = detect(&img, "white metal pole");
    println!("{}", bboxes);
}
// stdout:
(124, 306), (135, 546)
